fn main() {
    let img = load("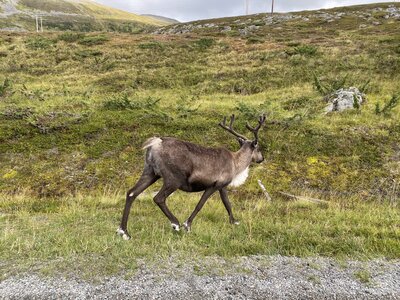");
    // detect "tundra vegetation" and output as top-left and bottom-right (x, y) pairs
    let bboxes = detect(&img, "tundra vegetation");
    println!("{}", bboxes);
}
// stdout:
(0, 3), (399, 278)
